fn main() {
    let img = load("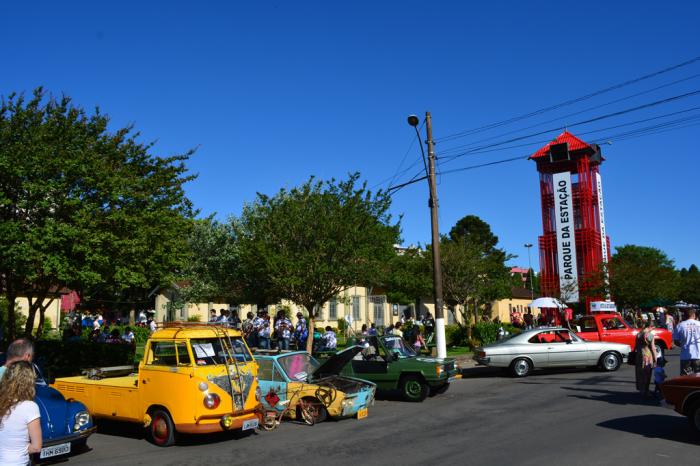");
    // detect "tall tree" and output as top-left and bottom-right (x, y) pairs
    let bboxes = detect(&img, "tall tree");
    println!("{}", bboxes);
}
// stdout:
(608, 245), (679, 309)
(440, 215), (513, 327)
(0, 89), (195, 340)
(383, 247), (432, 308)
(235, 174), (400, 352)
(679, 264), (700, 305)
